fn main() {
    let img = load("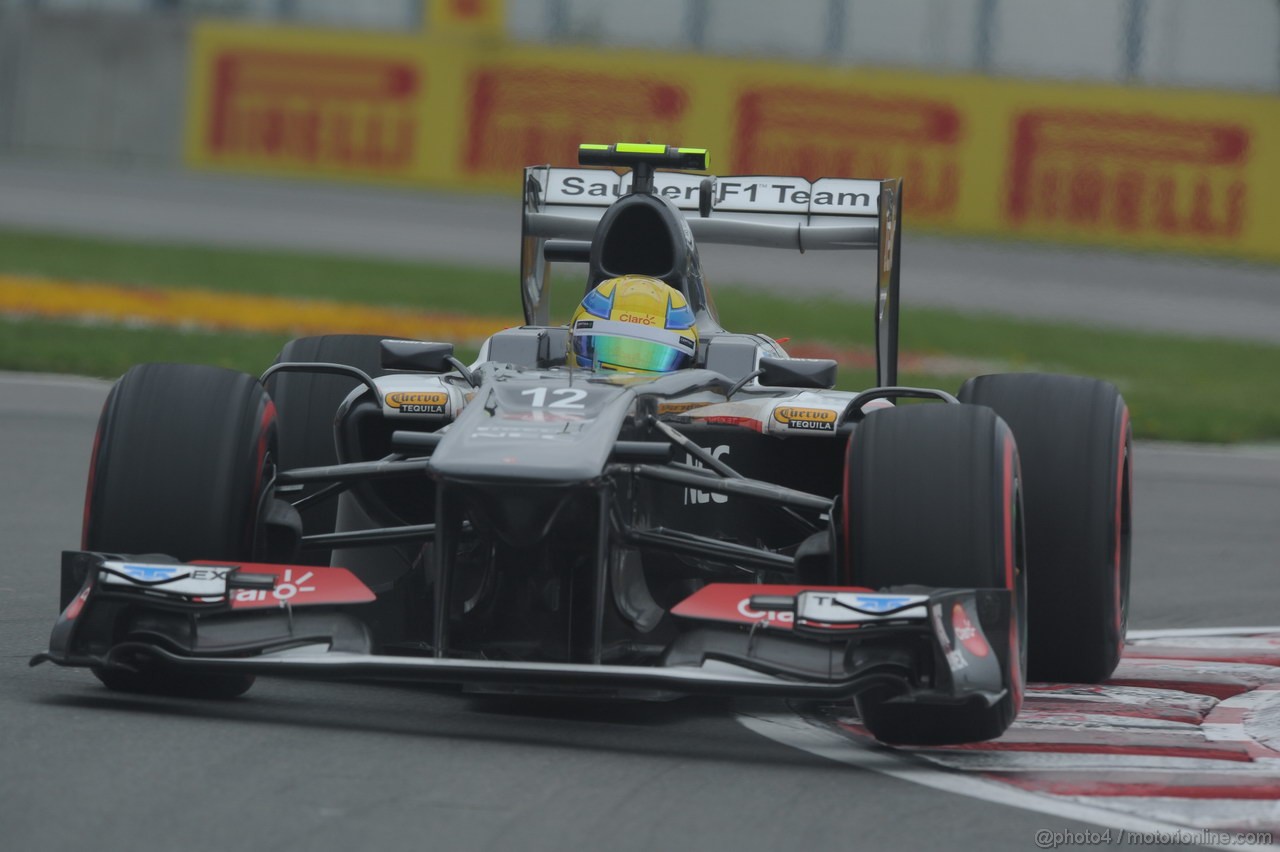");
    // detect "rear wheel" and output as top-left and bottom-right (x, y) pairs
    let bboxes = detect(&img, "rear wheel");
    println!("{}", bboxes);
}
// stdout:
(843, 403), (1025, 745)
(83, 363), (275, 698)
(959, 373), (1131, 683)
(265, 335), (389, 566)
